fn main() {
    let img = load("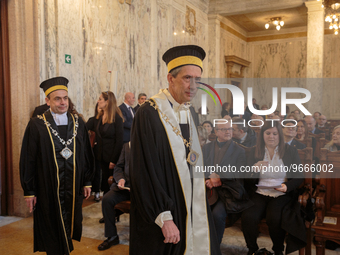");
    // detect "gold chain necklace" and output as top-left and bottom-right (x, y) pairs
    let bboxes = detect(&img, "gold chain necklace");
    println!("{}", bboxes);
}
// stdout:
(149, 100), (199, 165)
(37, 114), (79, 160)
